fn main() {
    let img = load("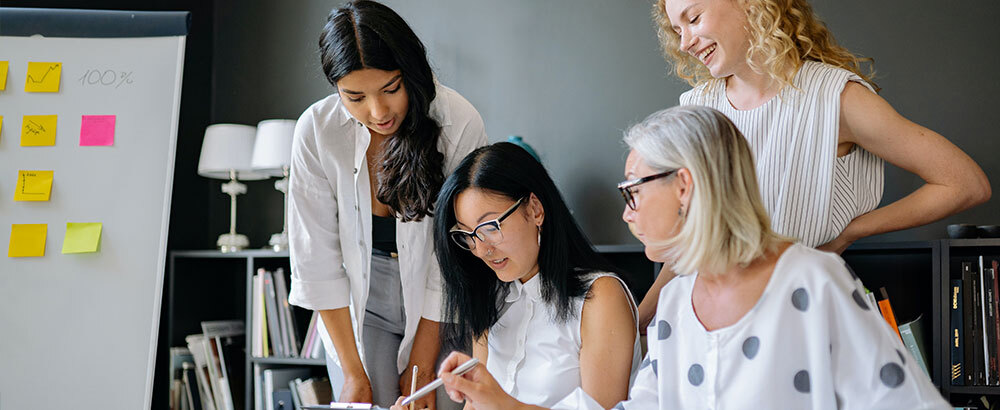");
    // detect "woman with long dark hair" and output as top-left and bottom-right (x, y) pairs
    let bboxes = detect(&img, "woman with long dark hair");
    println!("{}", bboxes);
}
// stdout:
(402, 106), (949, 410)
(286, 1), (487, 408)
(429, 142), (641, 409)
